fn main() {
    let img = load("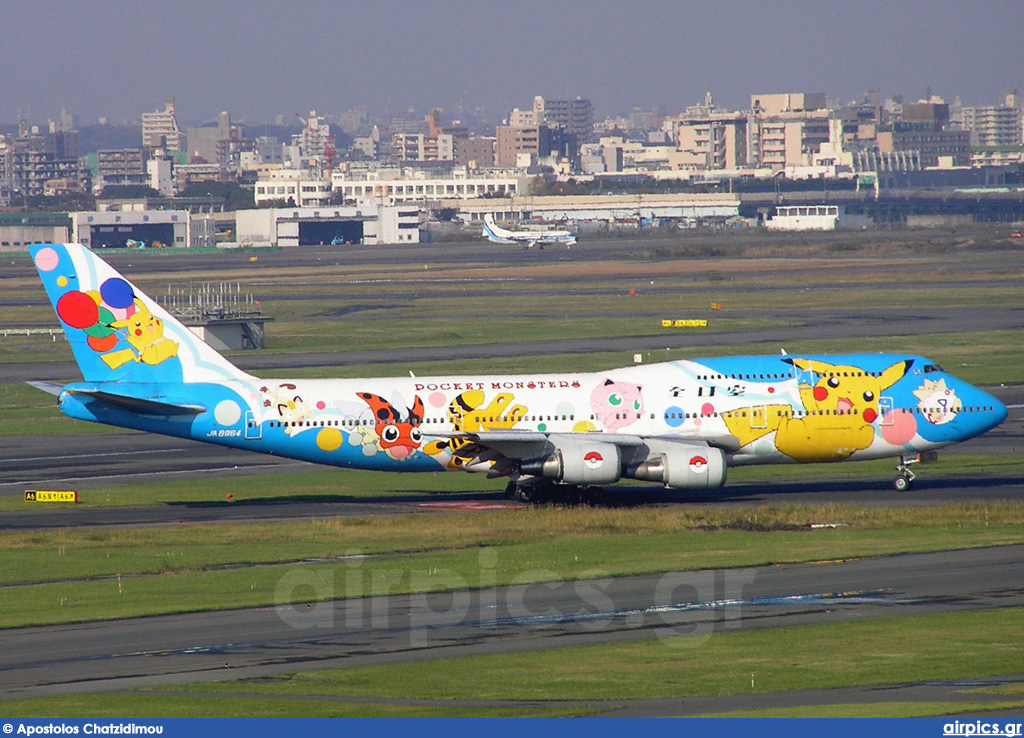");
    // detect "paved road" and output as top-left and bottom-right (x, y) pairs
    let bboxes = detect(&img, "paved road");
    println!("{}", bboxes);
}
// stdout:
(1, 545), (1021, 713)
